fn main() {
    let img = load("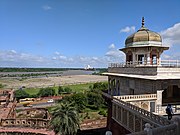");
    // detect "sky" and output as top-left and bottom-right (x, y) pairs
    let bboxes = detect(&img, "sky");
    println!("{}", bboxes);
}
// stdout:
(1, 0), (180, 68)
